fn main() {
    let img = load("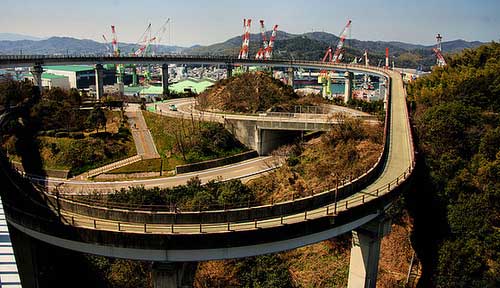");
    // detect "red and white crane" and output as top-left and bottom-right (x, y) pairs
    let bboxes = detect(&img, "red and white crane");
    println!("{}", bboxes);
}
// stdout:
(433, 33), (447, 67)
(133, 23), (156, 56)
(318, 20), (352, 97)
(265, 24), (278, 59)
(255, 21), (278, 60)
(332, 19), (352, 63)
(320, 19), (351, 65)
(238, 19), (252, 59)
(111, 25), (119, 57)
(255, 20), (268, 60)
